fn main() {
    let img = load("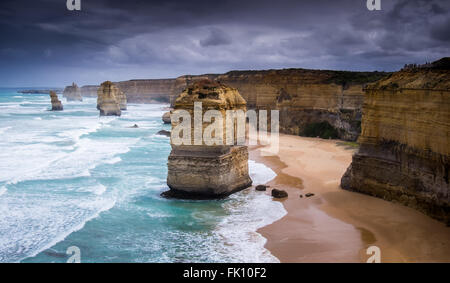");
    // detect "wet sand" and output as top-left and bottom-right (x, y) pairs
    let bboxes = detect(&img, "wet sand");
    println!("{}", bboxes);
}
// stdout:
(251, 134), (450, 263)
